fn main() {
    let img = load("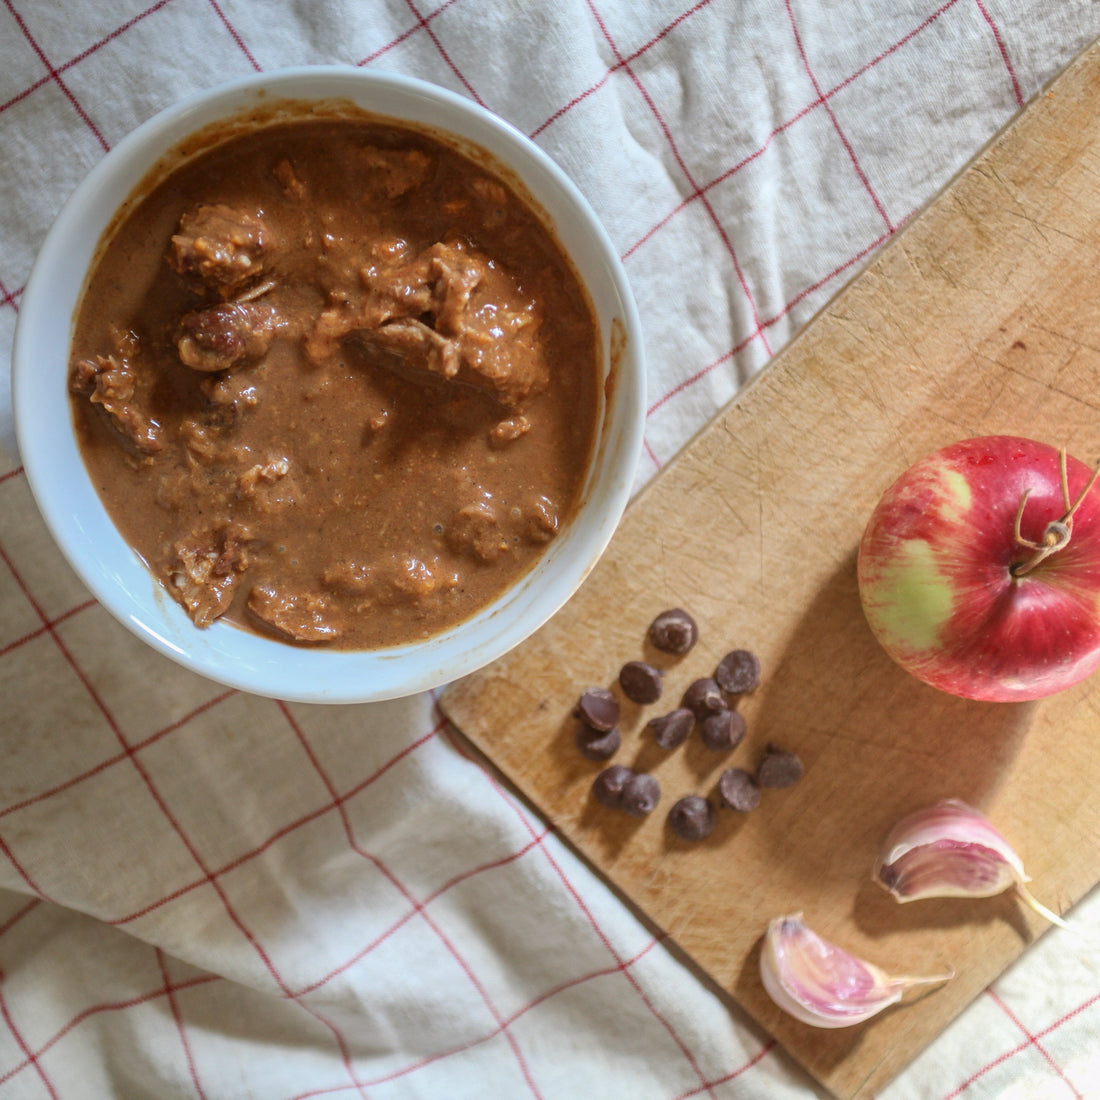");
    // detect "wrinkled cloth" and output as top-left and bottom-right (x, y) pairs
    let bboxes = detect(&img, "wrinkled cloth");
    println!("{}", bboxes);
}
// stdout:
(2, 2), (1099, 1098)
